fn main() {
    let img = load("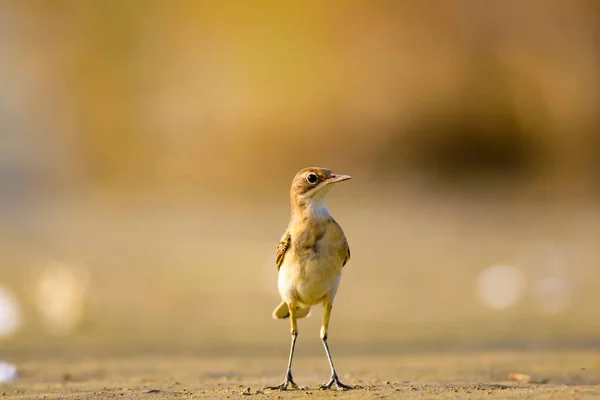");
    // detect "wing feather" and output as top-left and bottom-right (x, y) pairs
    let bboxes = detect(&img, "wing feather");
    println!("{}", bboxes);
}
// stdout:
(343, 243), (350, 267)
(276, 232), (291, 271)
